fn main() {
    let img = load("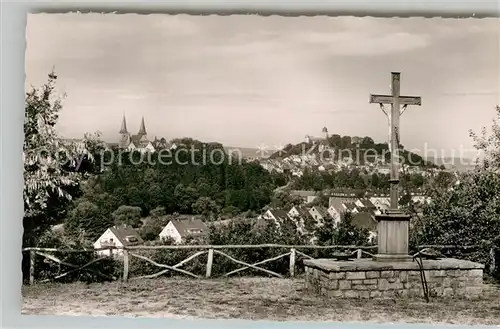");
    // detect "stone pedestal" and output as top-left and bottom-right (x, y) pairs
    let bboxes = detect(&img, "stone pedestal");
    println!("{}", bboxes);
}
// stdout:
(304, 258), (484, 299)
(373, 210), (412, 262)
